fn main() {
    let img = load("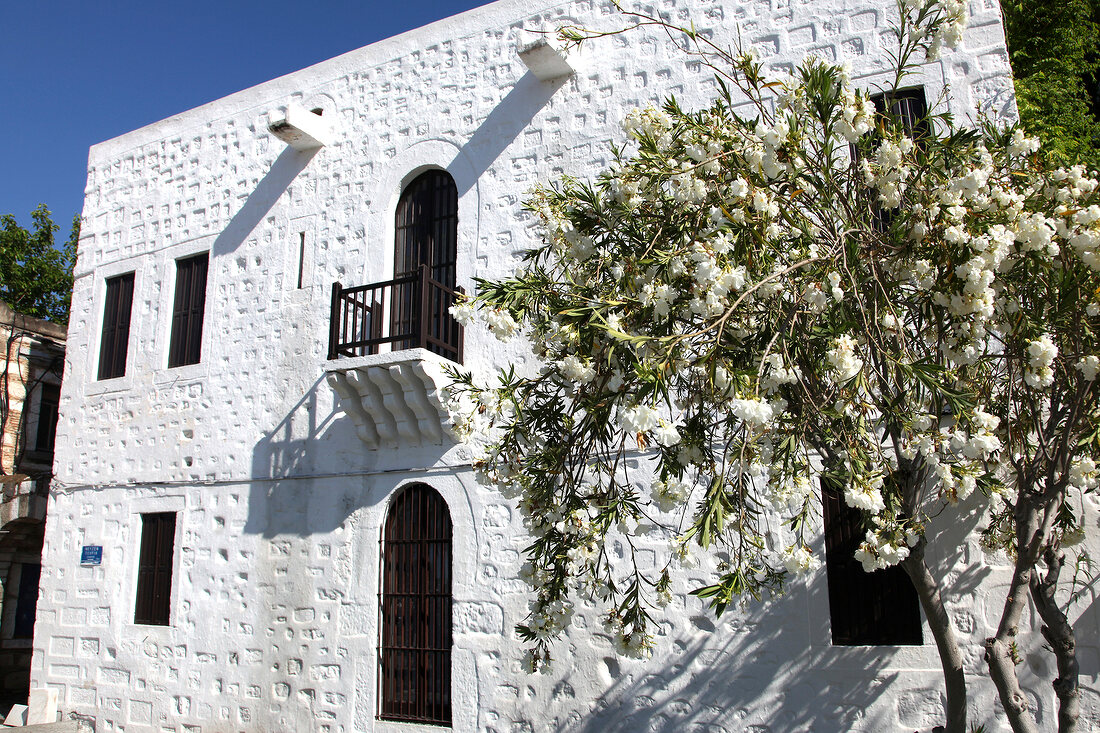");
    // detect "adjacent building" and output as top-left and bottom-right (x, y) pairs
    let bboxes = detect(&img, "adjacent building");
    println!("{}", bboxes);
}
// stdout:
(1, 301), (65, 712)
(31, 0), (1091, 731)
